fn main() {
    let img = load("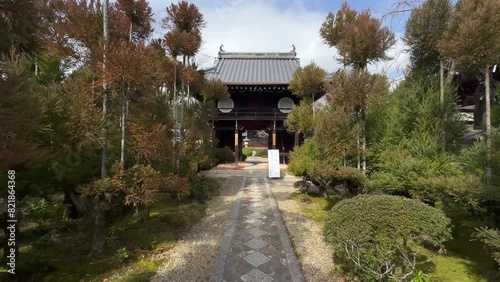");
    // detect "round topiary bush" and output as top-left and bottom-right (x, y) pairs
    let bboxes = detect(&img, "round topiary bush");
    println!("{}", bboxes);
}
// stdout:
(323, 195), (452, 281)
